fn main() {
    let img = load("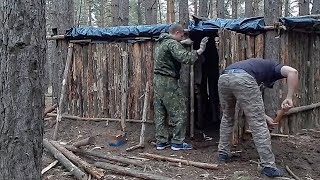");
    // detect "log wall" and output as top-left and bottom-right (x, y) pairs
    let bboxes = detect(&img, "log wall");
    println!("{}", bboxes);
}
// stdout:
(67, 41), (155, 120)
(218, 29), (320, 137)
